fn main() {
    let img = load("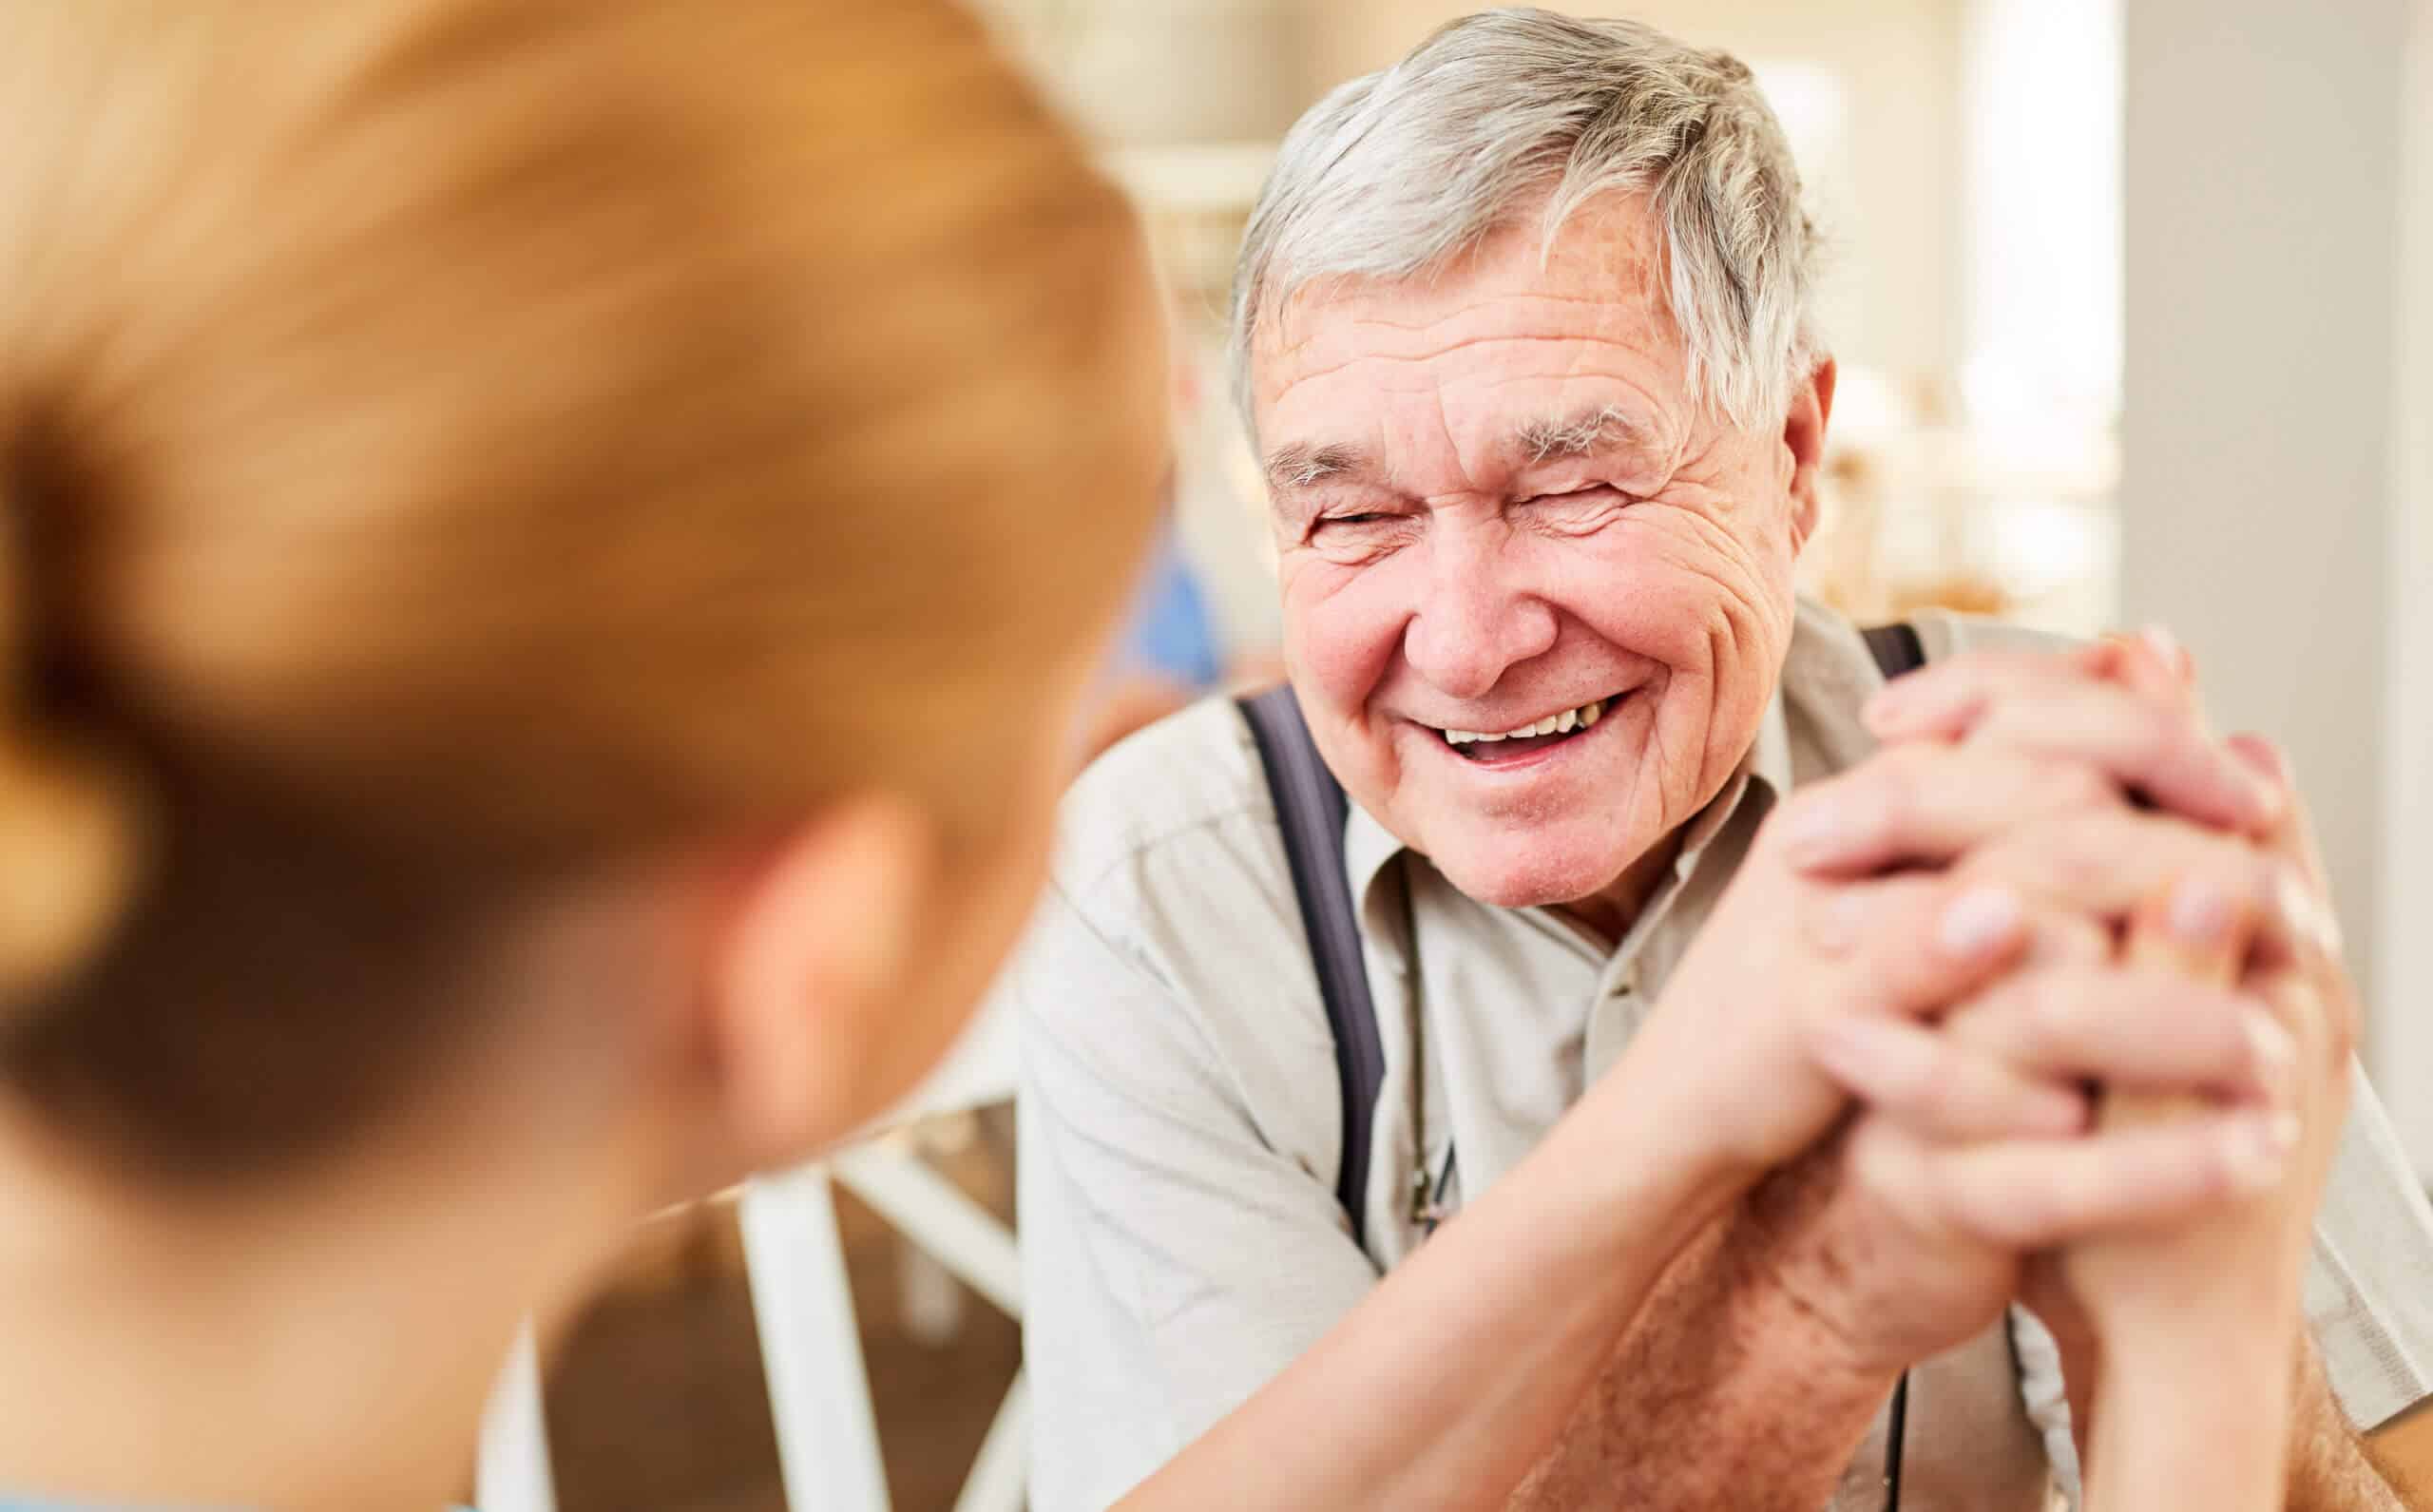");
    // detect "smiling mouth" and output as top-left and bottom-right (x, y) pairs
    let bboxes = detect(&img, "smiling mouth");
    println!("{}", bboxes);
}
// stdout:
(1434, 697), (1611, 762)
